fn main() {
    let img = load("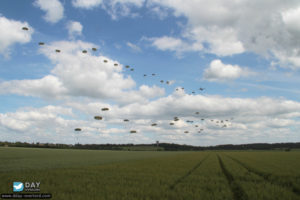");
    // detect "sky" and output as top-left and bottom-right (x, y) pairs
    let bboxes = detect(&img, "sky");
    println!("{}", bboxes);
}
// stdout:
(0, 0), (300, 146)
